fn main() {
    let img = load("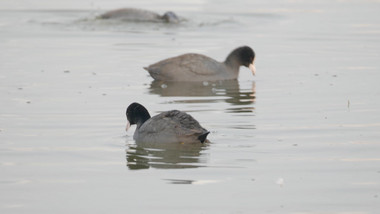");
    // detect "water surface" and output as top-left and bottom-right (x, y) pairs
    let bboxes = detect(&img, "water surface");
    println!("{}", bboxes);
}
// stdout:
(1, 0), (380, 213)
